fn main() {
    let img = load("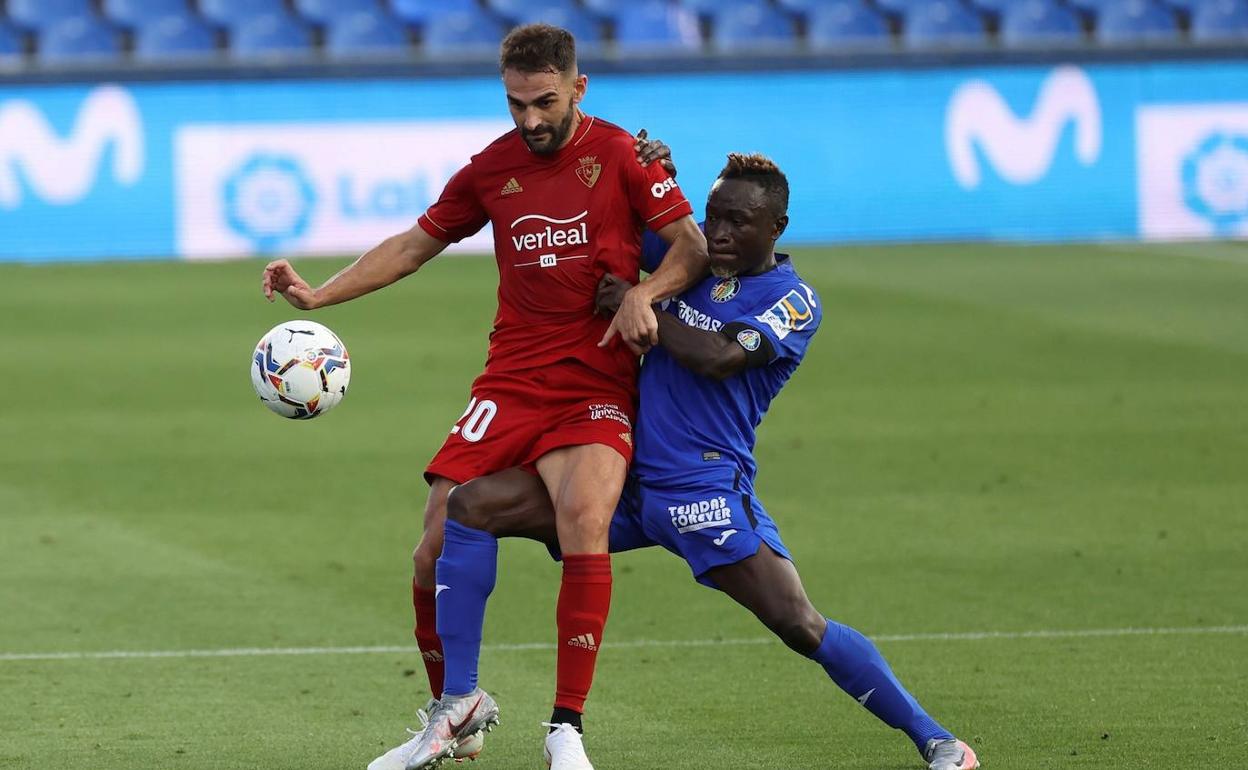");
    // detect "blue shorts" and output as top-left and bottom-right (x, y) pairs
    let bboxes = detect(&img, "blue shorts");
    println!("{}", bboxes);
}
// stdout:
(554, 467), (792, 589)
